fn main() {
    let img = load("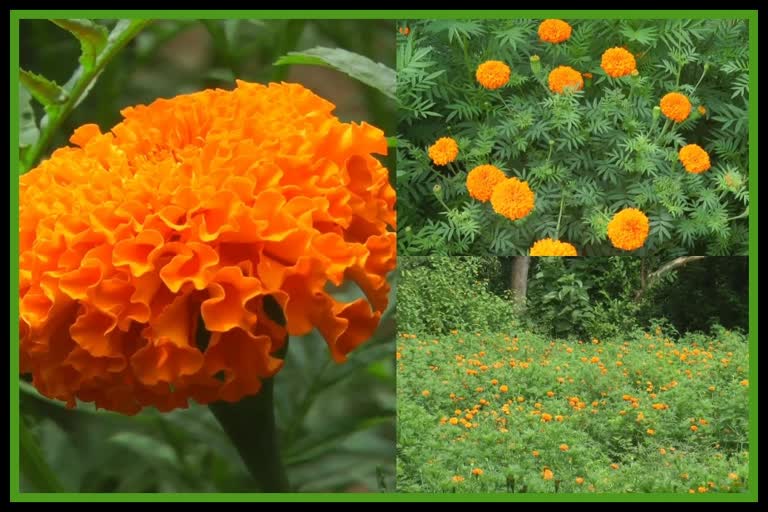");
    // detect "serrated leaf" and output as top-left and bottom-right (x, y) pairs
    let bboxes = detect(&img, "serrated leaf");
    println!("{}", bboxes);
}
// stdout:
(274, 47), (396, 100)
(19, 69), (68, 108)
(50, 19), (109, 71)
(19, 84), (39, 152)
